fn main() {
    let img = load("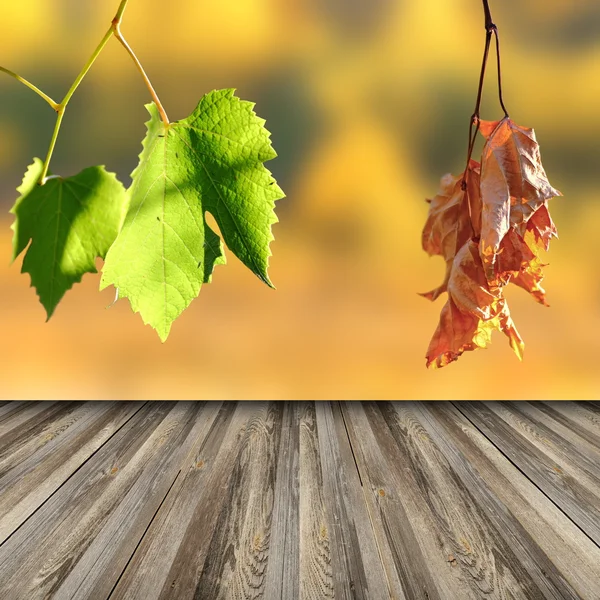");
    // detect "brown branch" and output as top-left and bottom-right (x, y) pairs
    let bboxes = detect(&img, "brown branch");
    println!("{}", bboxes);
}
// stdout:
(482, 0), (494, 30)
